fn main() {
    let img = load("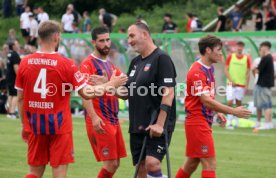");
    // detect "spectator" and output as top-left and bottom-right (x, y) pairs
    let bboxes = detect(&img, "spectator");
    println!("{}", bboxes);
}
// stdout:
(186, 13), (193, 33)
(32, 6), (39, 22)
(252, 6), (263, 31)
(20, 6), (32, 44)
(6, 29), (18, 45)
(15, 0), (28, 16)
(272, 0), (276, 15)
(28, 13), (38, 47)
(252, 41), (274, 129)
(67, 3), (81, 25)
(6, 41), (21, 119)
(263, 6), (275, 30)
(82, 11), (91, 33)
(229, 4), (243, 31)
(224, 41), (251, 129)
(98, 8), (118, 32)
(37, 6), (49, 24)
(72, 22), (80, 33)
(2, 0), (12, 18)
(61, 6), (74, 33)
(191, 14), (203, 32)
(162, 13), (178, 33)
(215, 7), (226, 32)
